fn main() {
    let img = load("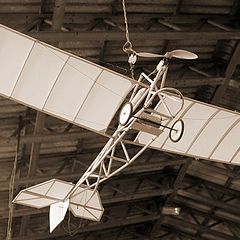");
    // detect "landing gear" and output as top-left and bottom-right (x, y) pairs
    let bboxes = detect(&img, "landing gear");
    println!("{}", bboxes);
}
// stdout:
(118, 102), (133, 126)
(169, 119), (184, 143)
